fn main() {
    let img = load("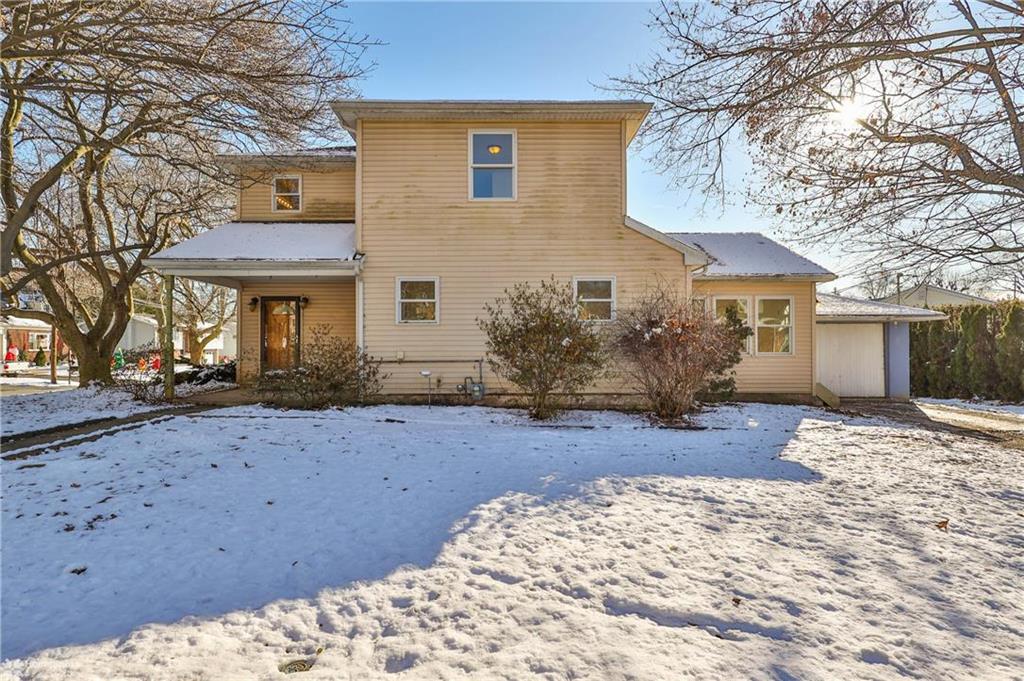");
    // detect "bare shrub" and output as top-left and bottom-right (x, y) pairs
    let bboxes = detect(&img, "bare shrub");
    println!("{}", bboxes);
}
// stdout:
(612, 286), (749, 421)
(253, 324), (385, 409)
(111, 343), (165, 403)
(478, 278), (607, 420)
